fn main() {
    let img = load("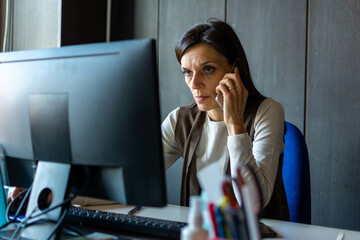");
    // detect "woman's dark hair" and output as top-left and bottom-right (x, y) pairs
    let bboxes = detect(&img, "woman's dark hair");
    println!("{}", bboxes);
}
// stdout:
(175, 19), (263, 100)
